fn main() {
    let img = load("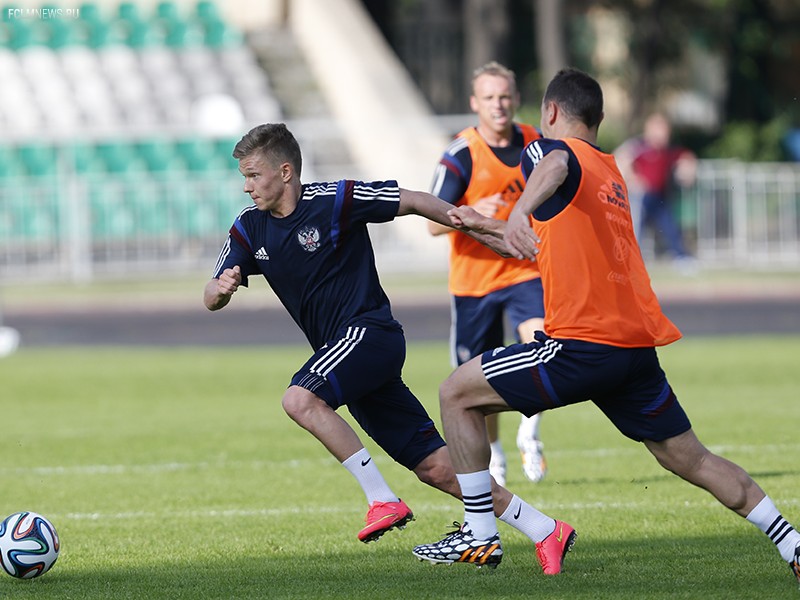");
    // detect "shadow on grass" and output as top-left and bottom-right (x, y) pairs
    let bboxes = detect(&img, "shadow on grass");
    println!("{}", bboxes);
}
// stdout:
(0, 532), (796, 600)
